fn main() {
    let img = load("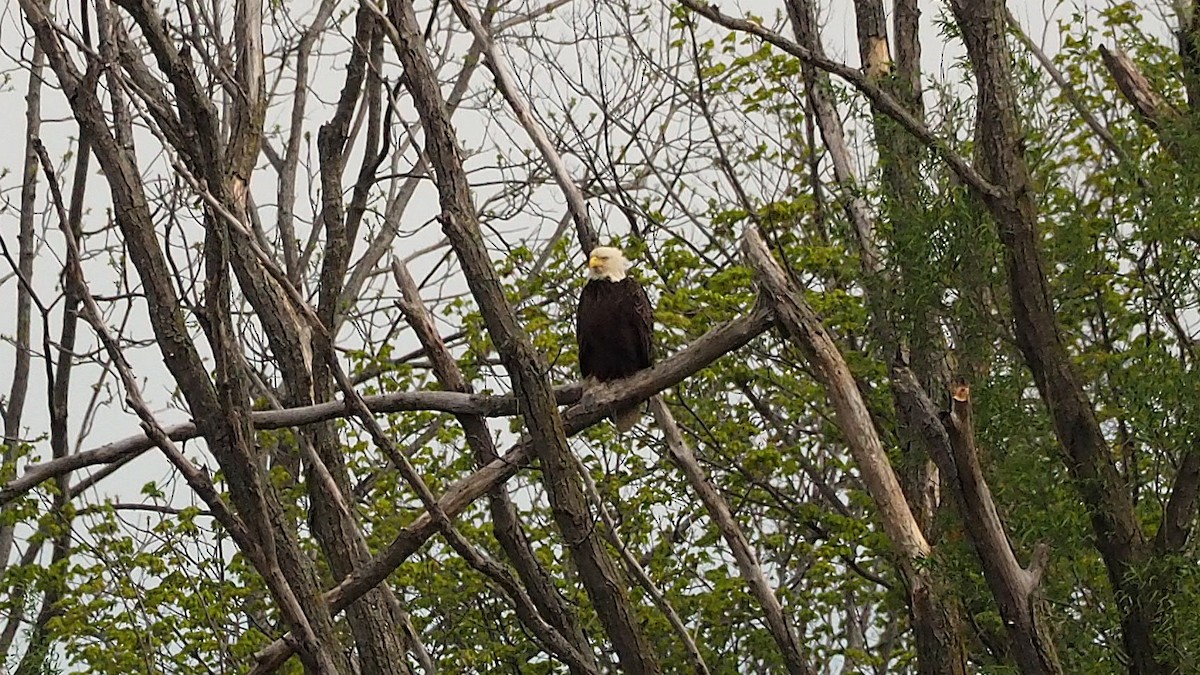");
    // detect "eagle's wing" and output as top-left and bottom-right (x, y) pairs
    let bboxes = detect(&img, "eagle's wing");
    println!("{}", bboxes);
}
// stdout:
(630, 278), (654, 367)
(576, 282), (595, 378)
